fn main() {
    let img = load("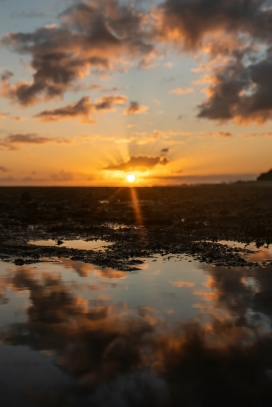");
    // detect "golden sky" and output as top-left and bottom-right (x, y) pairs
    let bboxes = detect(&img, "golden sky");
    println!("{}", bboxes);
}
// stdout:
(0, 0), (272, 186)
